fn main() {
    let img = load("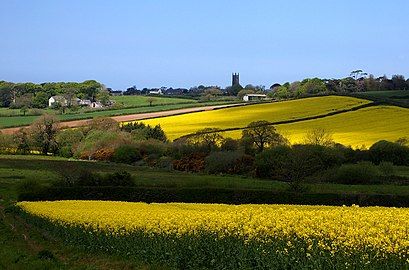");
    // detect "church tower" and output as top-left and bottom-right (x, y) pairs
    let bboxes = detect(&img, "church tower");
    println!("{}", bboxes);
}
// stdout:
(232, 73), (240, 86)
